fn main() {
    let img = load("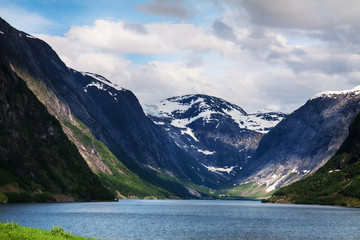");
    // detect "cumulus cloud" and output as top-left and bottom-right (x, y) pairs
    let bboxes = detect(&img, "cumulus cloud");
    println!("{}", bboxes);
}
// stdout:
(63, 20), (164, 55)
(135, 0), (194, 20)
(285, 52), (360, 75)
(225, 0), (360, 45)
(34, 0), (360, 113)
(212, 20), (238, 42)
(43, 19), (241, 57)
(237, 0), (360, 30)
